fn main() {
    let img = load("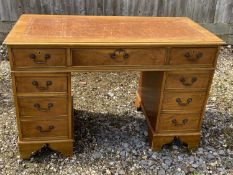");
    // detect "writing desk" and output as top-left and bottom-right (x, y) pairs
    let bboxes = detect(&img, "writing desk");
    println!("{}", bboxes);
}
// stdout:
(4, 14), (224, 159)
